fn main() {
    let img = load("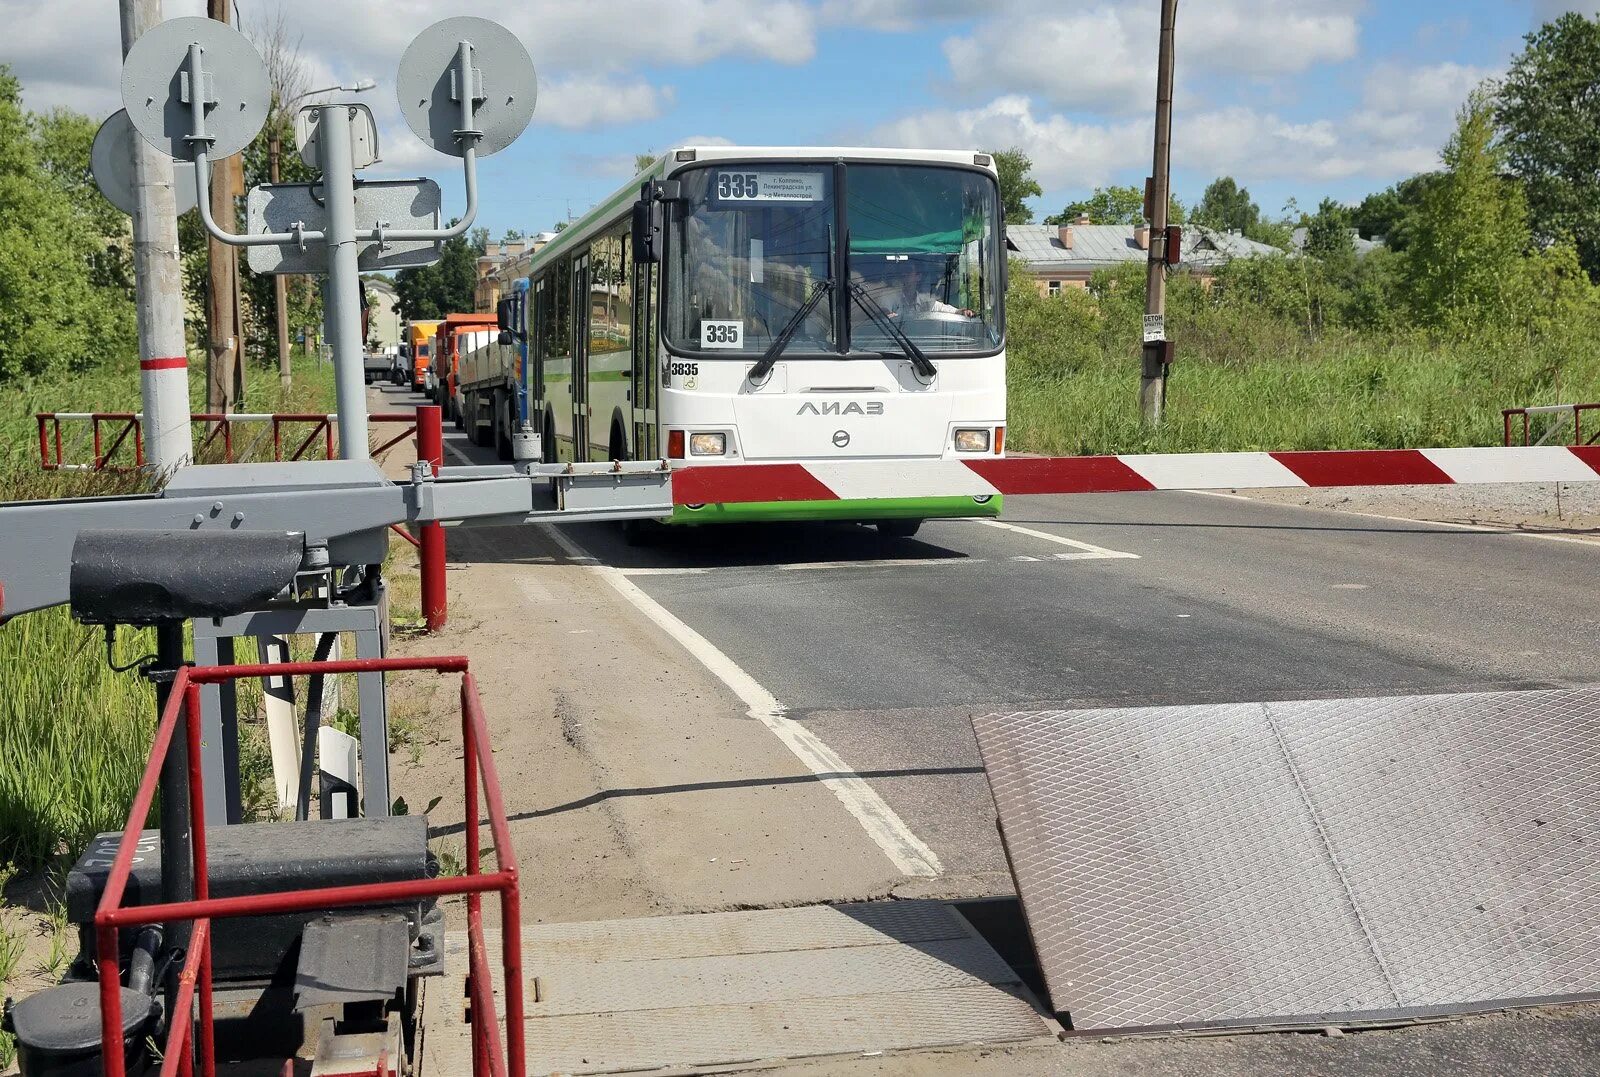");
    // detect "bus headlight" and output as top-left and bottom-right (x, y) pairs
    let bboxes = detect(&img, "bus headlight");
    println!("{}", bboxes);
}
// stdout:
(689, 432), (727, 456)
(954, 429), (990, 453)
